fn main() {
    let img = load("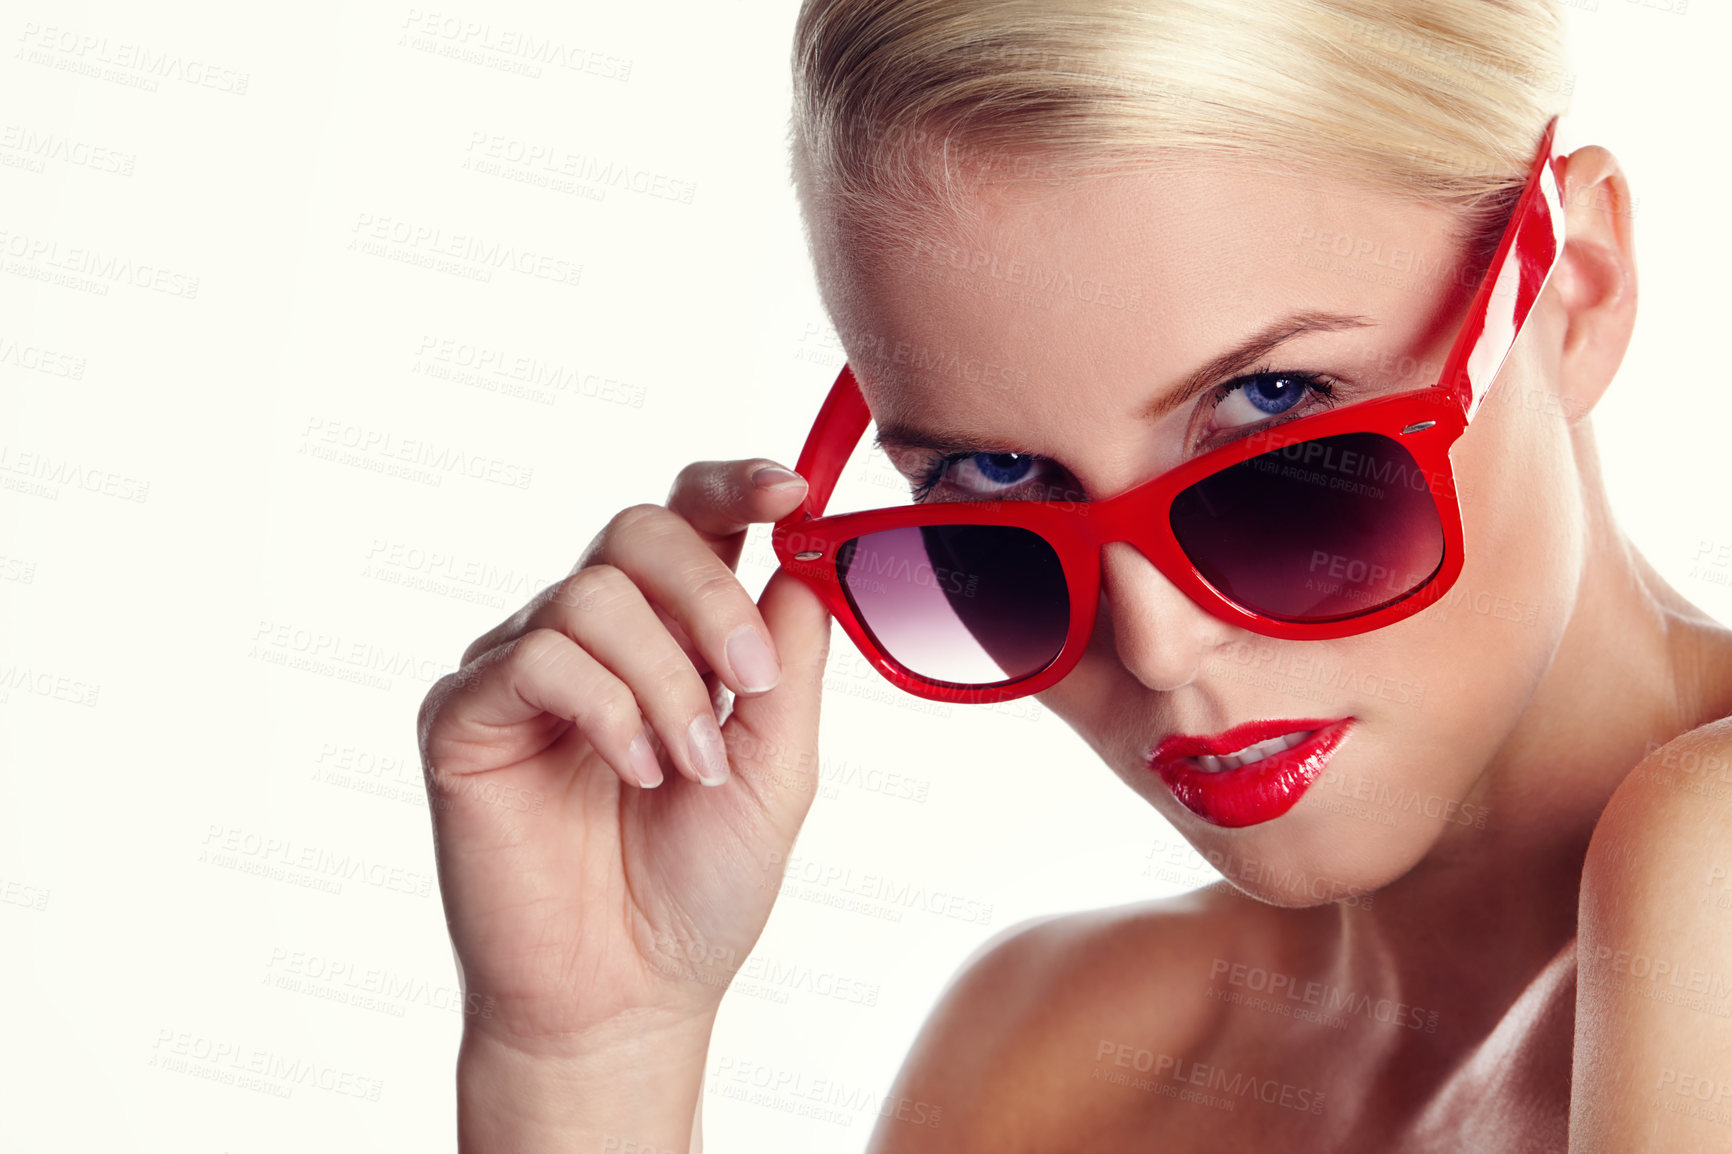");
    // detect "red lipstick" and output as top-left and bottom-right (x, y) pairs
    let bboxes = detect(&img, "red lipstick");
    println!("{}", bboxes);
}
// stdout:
(1146, 717), (1355, 828)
